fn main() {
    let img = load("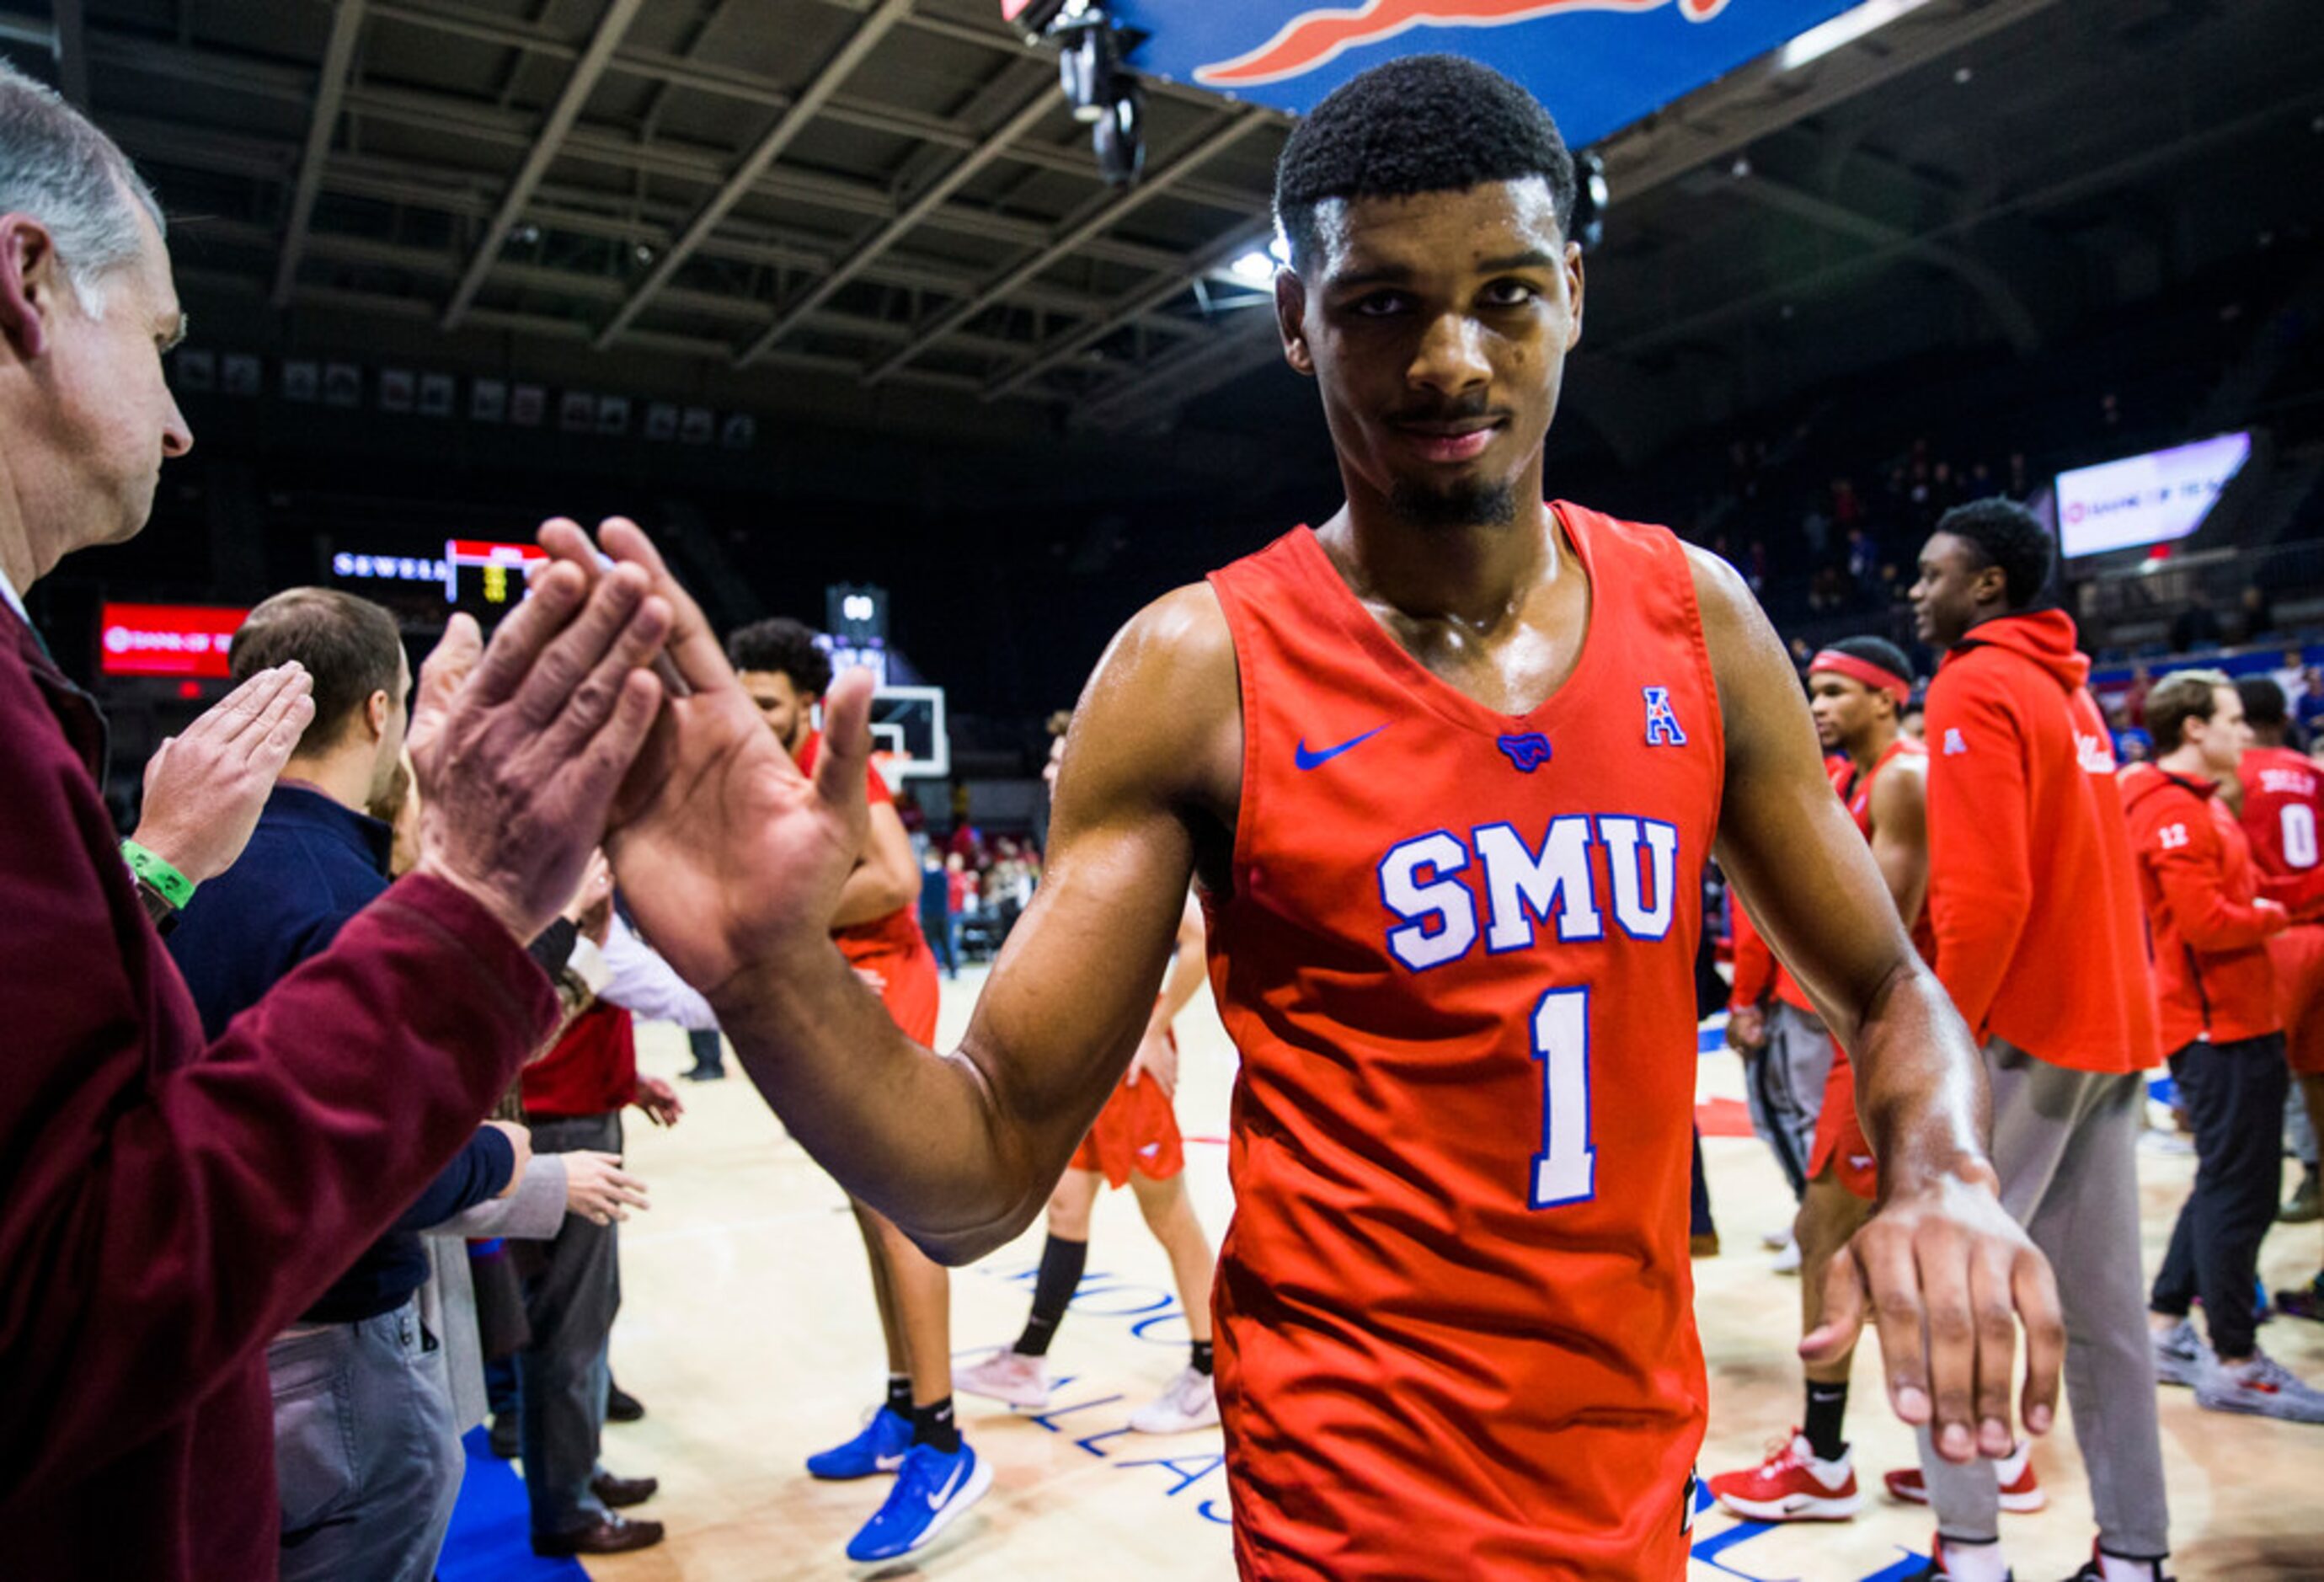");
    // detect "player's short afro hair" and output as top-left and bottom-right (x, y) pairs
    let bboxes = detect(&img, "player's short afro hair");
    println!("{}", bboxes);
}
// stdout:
(2238, 675), (2289, 730)
(1934, 496), (2054, 612)
(1273, 54), (1576, 275)
(726, 616), (831, 697)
